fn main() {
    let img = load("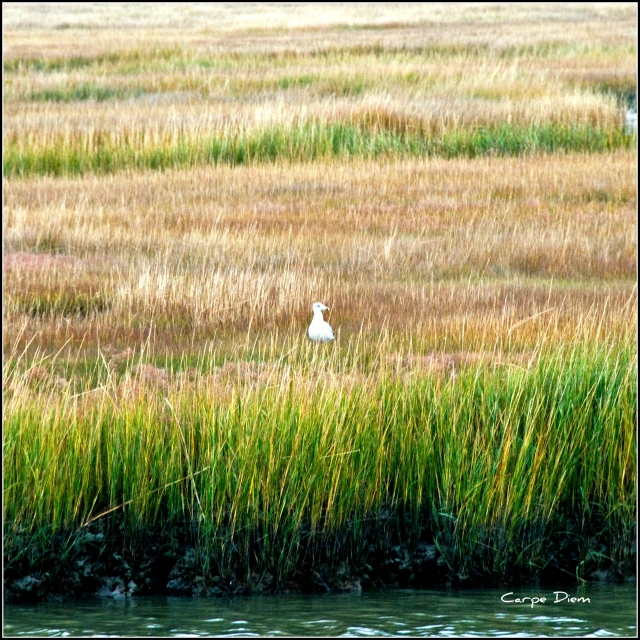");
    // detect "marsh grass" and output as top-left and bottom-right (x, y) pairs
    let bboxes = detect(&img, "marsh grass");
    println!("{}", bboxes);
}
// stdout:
(3, 152), (636, 362)
(2, 3), (637, 589)
(4, 122), (634, 178)
(3, 338), (636, 581)
(11, 288), (112, 318)
(24, 85), (145, 103)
